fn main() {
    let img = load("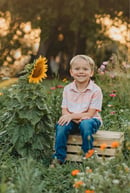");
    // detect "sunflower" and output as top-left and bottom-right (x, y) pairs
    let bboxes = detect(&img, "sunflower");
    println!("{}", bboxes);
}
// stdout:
(28, 56), (48, 83)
